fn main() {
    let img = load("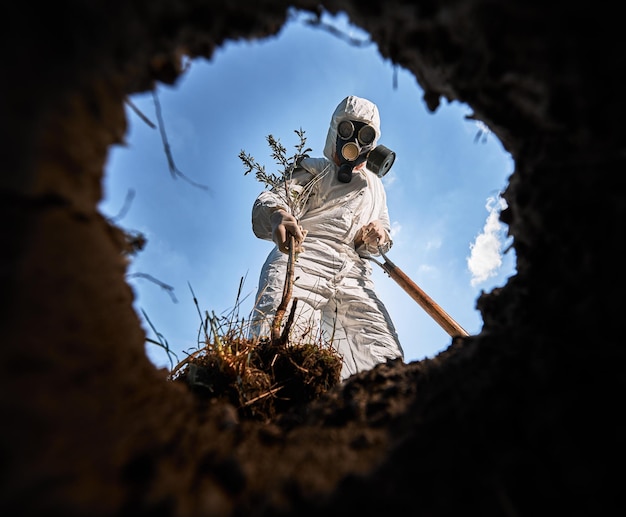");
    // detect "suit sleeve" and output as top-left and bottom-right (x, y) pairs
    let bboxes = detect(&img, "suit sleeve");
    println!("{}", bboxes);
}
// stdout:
(251, 167), (314, 241)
